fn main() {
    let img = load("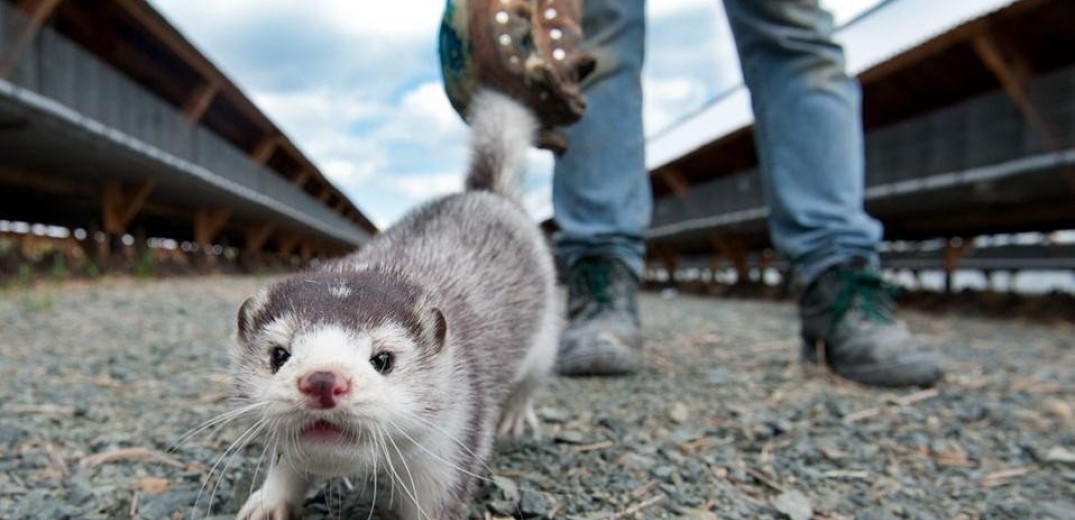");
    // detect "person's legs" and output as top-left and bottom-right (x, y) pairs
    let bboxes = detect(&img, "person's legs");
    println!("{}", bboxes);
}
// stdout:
(553, 0), (649, 275)
(553, 0), (649, 376)
(724, 0), (942, 387)
(724, 0), (880, 284)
